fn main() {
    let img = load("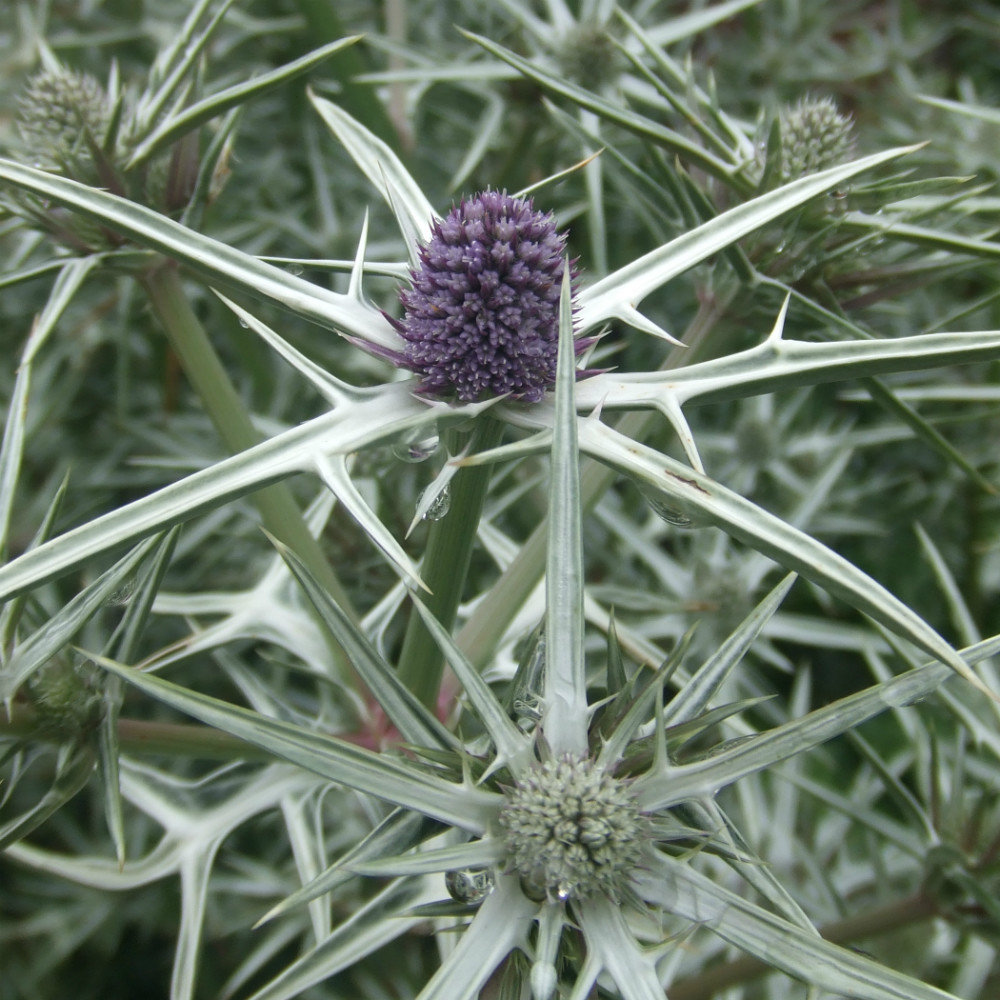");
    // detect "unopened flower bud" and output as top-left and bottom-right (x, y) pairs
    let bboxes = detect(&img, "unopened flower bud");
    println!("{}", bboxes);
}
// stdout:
(778, 96), (856, 182)
(499, 754), (647, 901)
(29, 657), (104, 742)
(17, 68), (111, 174)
